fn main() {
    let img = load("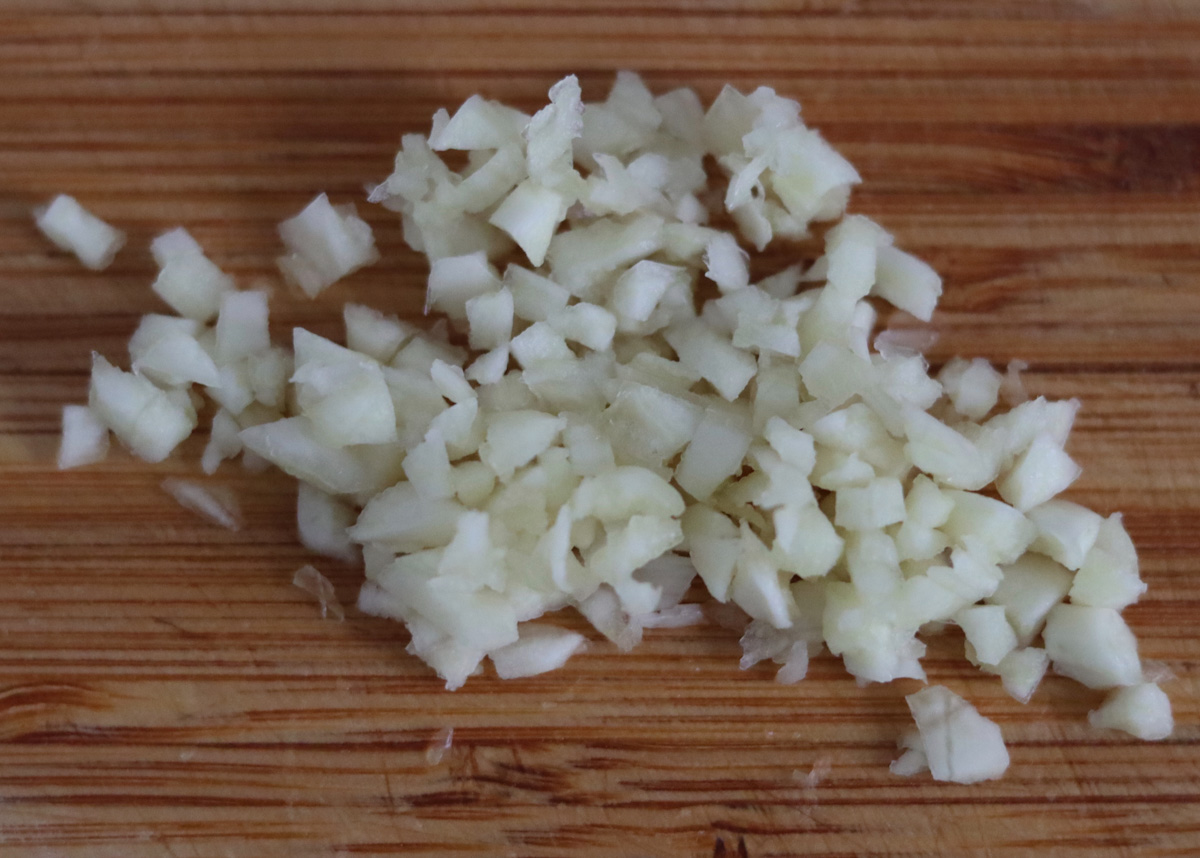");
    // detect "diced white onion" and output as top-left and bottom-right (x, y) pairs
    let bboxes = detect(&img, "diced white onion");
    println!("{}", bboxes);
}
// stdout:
(489, 624), (587, 678)
(899, 686), (1009, 784)
(57, 404), (110, 470)
(277, 193), (379, 298)
(161, 477), (242, 531)
(292, 564), (345, 621)
(53, 72), (1167, 785)
(1087, 683), (1173, 741)
(35, 194), (126, 270)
